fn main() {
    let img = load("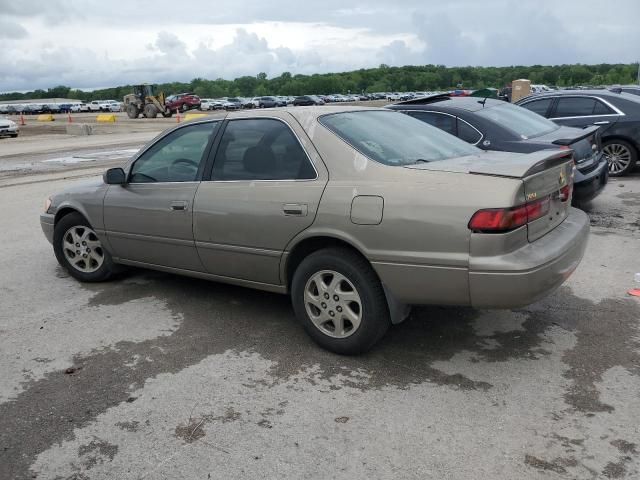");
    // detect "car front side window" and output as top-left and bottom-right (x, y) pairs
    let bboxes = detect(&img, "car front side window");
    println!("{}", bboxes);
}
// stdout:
(129, 122), (218, 183)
